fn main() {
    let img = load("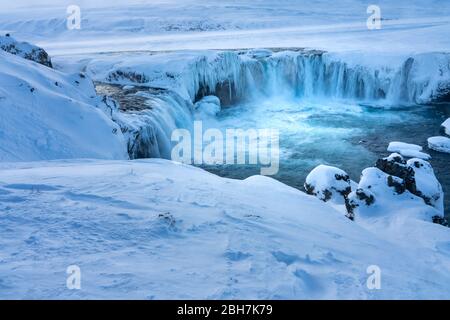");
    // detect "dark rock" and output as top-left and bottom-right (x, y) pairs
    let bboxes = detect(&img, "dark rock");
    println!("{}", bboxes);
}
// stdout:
(432, 215), (449, 227)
